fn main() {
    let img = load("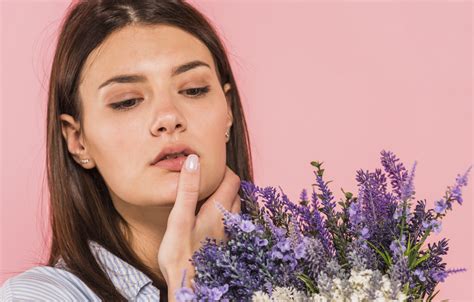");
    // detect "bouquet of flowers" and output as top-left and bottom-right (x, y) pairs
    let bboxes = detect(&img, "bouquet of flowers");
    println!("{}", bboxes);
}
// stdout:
(176, 150), (471, 301)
